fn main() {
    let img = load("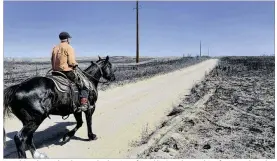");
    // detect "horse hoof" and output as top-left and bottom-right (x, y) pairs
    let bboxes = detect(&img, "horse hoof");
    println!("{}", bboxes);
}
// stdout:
(62, 135), (71, 142)
(88, 134), (97, 141)
(33, 151), (49, 159)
